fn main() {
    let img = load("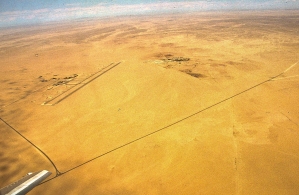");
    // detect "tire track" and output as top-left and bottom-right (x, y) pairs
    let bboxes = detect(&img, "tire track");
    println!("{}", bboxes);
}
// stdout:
(0, 118), (61, 177)
(40, 62), (290, 184)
